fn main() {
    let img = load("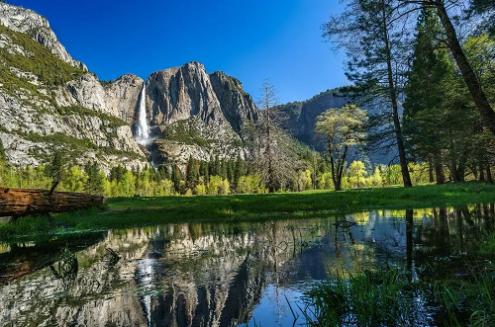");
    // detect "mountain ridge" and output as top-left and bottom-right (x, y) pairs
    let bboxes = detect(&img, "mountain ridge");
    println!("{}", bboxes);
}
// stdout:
(0, 2), (272, 171)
